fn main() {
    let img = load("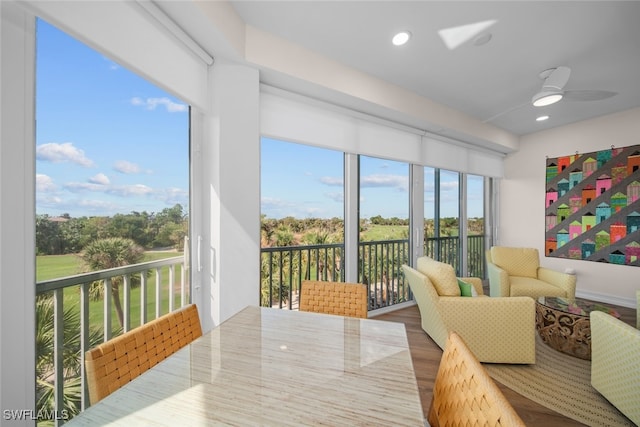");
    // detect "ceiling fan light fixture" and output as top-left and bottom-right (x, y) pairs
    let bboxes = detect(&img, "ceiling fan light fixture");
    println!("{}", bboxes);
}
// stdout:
(532, 90), (563, 107)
